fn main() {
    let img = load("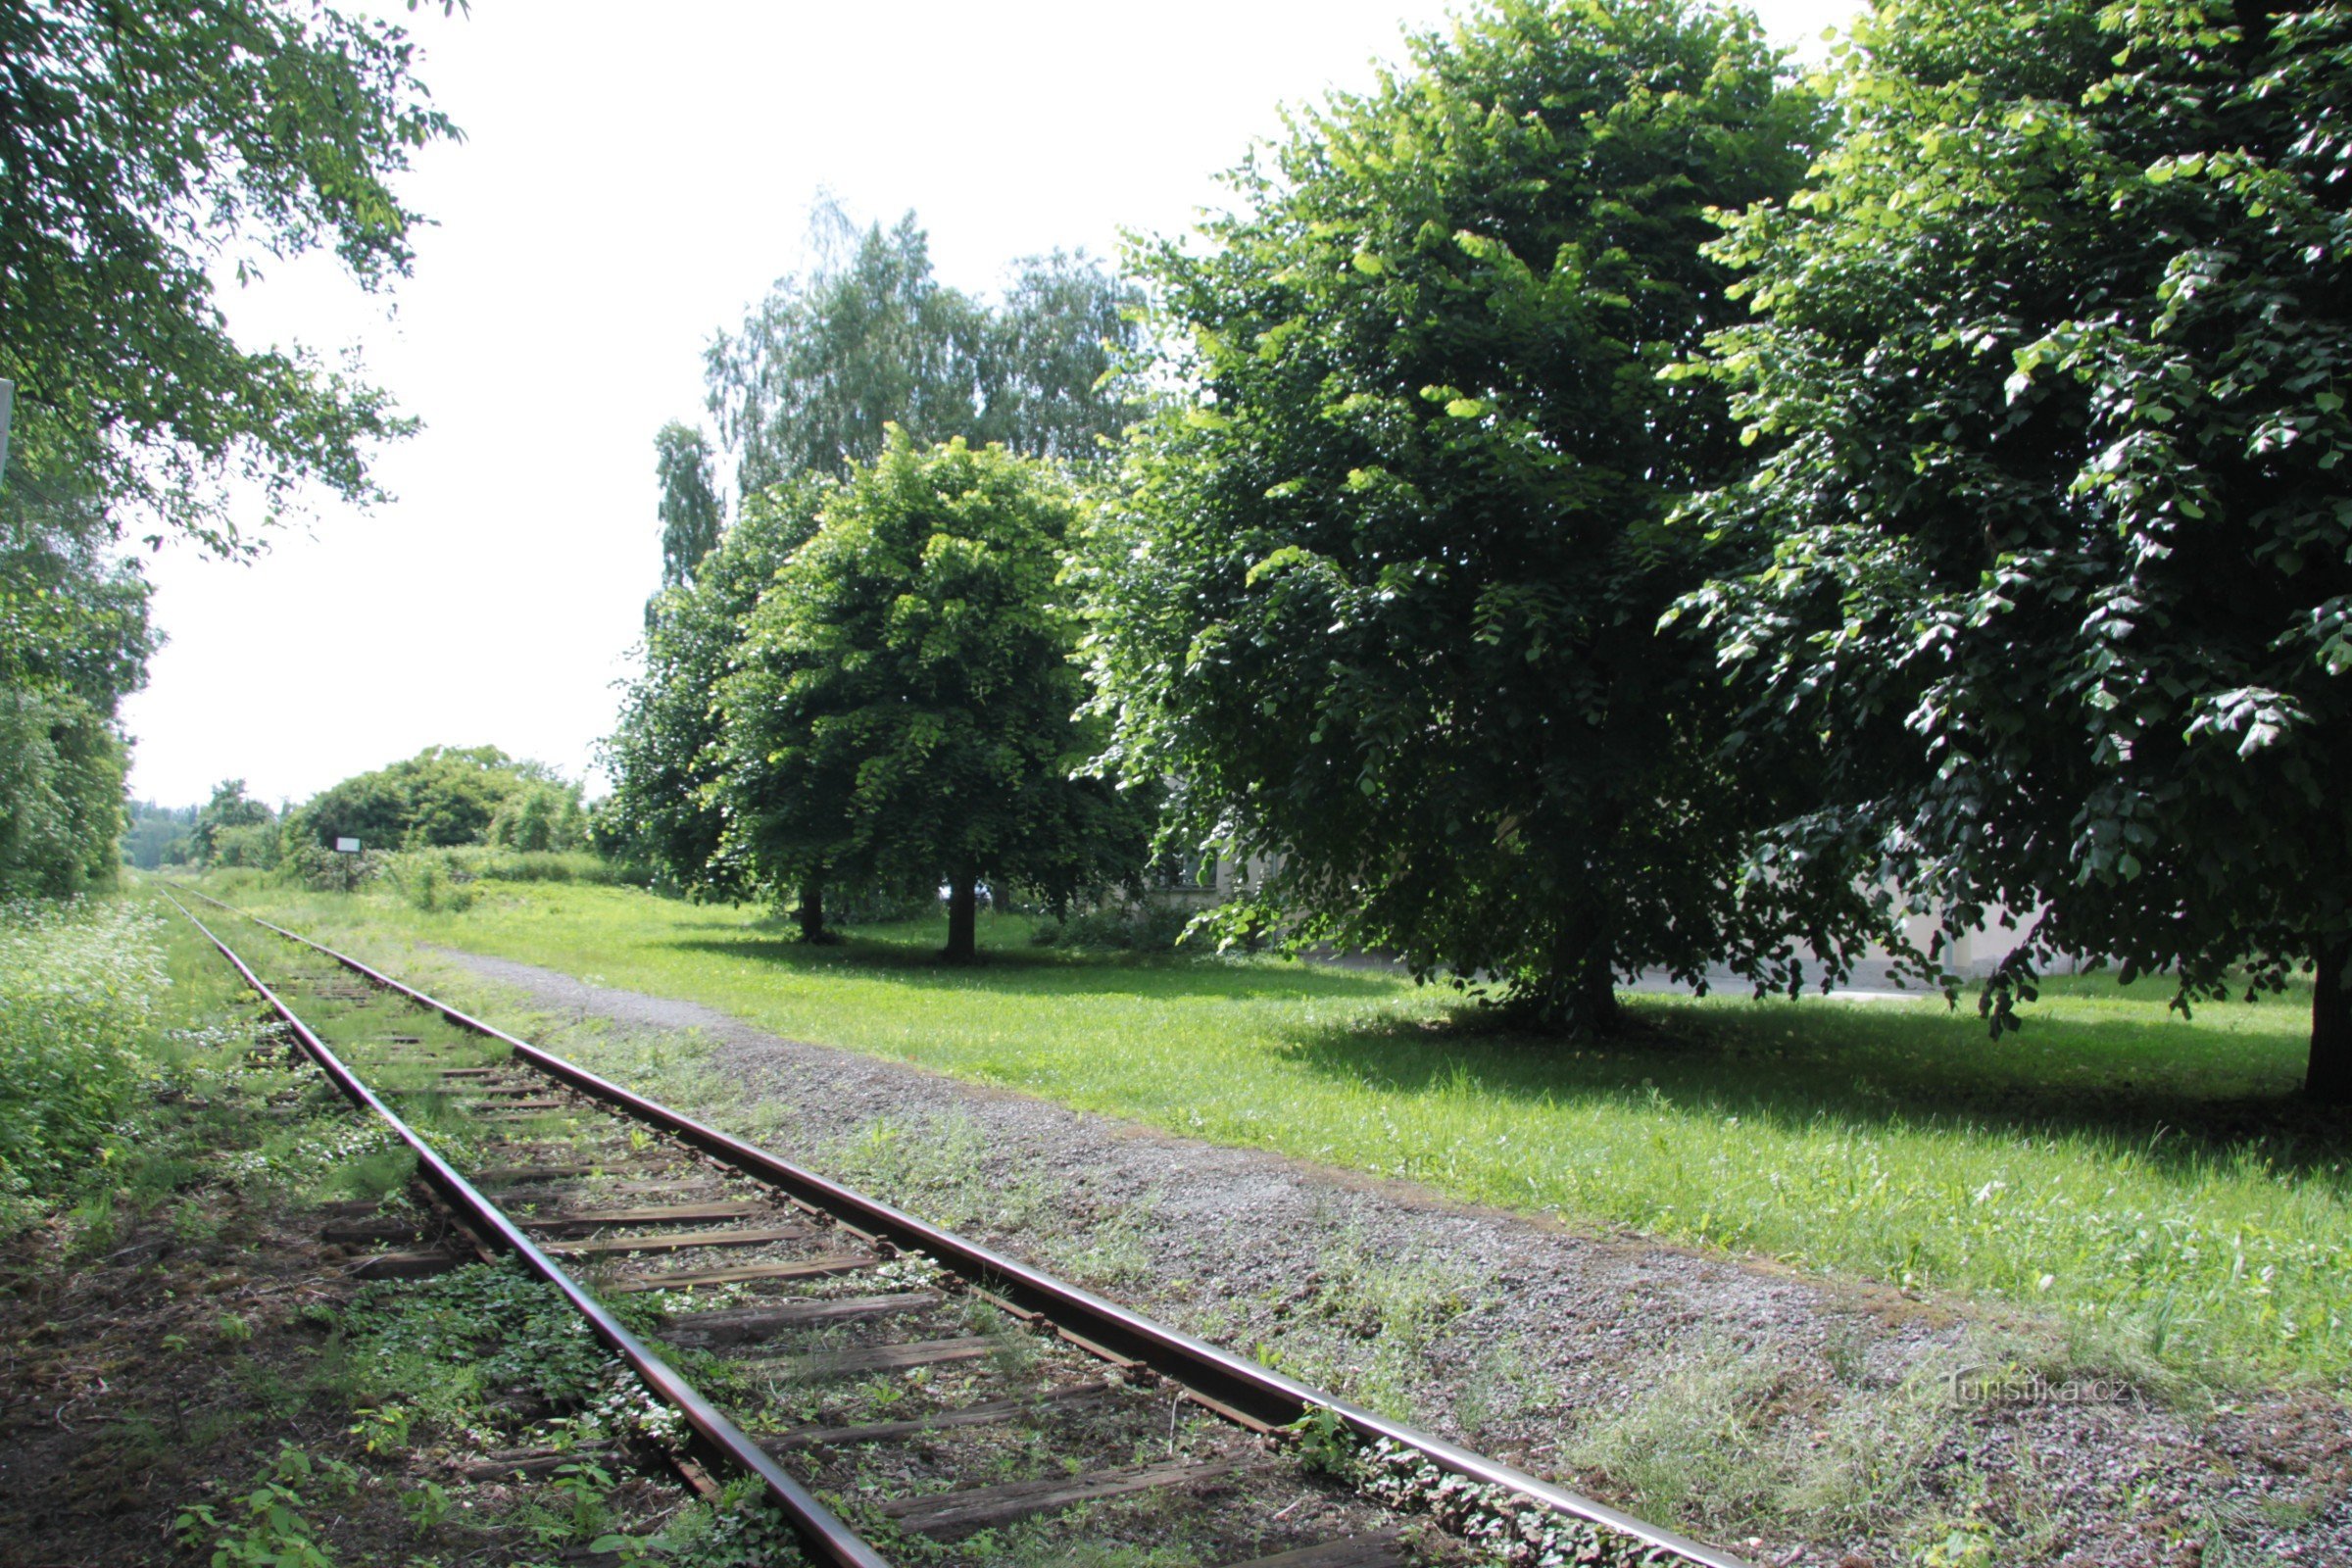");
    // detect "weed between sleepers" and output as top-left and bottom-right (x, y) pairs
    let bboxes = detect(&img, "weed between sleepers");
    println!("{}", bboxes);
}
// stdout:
(1279, 1407), (1679, 1568)
(238, 915), (1534, 1567)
